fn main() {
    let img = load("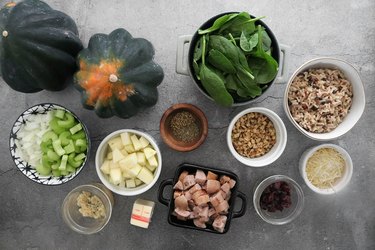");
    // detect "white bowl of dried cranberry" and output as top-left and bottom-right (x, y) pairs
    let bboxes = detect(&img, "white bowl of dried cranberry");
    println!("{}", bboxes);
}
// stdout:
(226, 107), (287, 167)
(284, 57), (365, 141)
